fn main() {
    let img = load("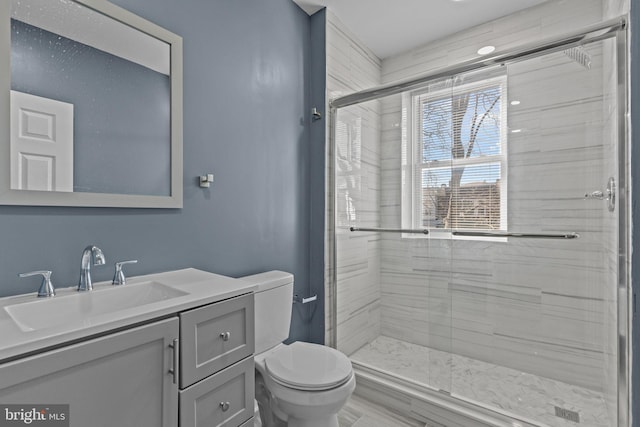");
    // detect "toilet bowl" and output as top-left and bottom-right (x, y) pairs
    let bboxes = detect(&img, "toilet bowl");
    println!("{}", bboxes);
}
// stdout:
(240, 271), (356, 427)
(255, 342), (355, 427)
